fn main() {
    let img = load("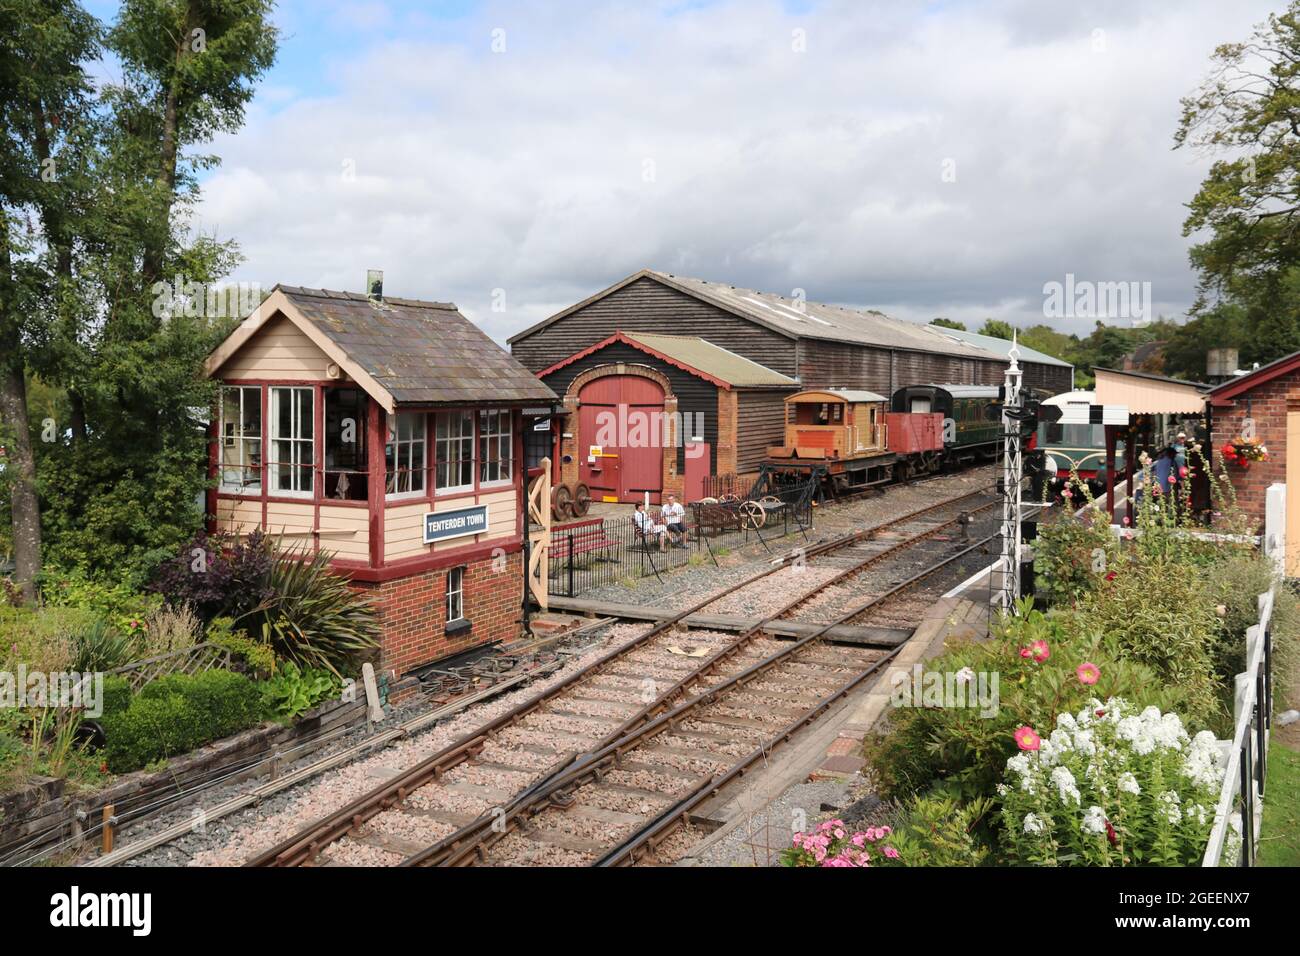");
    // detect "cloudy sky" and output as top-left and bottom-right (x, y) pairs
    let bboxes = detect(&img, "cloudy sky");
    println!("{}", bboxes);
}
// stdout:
(91, 0), (1284, 342)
